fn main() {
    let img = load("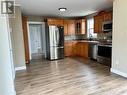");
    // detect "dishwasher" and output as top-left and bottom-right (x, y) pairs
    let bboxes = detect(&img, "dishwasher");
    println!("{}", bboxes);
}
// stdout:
(88, 43), (98, 60)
